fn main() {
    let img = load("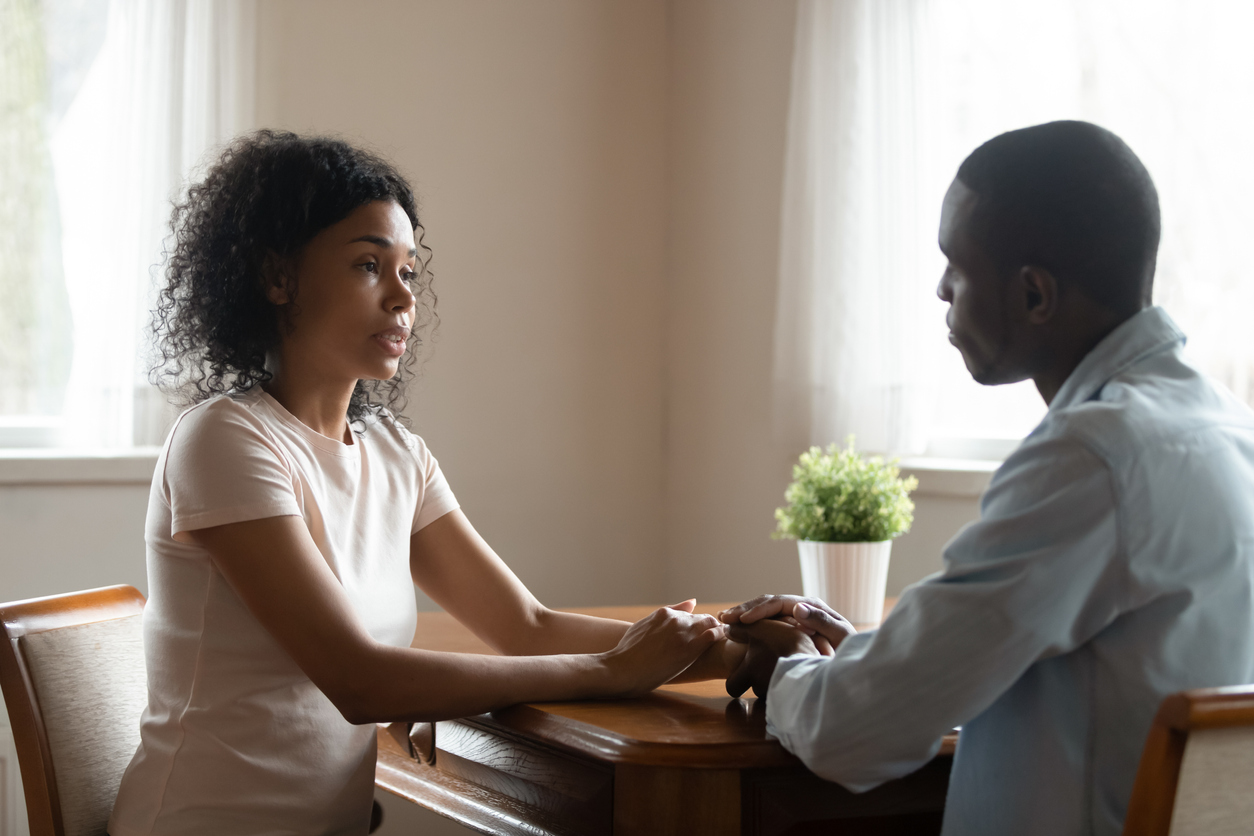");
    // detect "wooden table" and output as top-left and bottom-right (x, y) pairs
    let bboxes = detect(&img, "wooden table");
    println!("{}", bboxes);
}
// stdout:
(376, 604), (954, 836)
